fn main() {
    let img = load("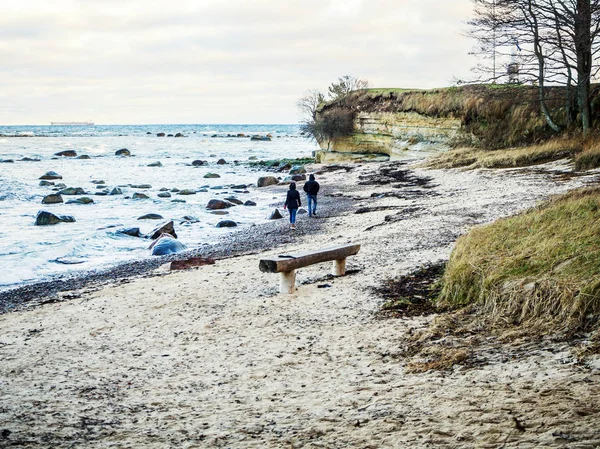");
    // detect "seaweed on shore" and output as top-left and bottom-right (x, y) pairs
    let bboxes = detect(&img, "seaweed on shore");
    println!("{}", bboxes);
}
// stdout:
(374, 262), (445, 318)
(358, 161), (433, 188)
